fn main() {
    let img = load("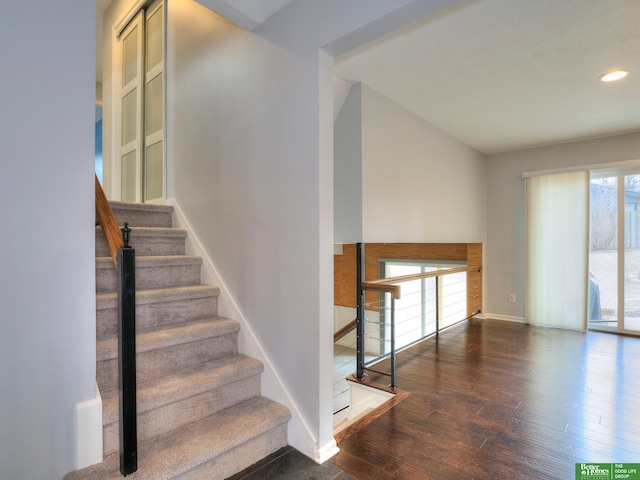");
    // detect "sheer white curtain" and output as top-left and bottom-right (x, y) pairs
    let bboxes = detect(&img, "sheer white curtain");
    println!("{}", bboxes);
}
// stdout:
(526, 171), (589, 330)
